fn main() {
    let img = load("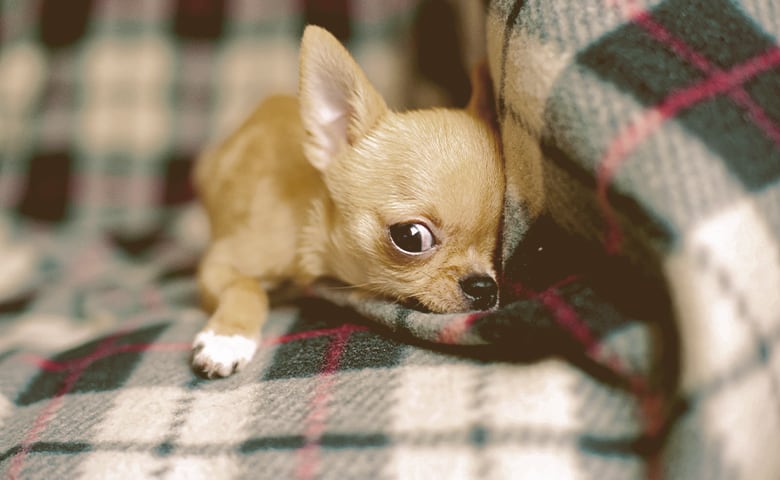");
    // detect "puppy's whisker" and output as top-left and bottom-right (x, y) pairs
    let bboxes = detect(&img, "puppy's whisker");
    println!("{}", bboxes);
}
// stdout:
(325, 281), (378, 291)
